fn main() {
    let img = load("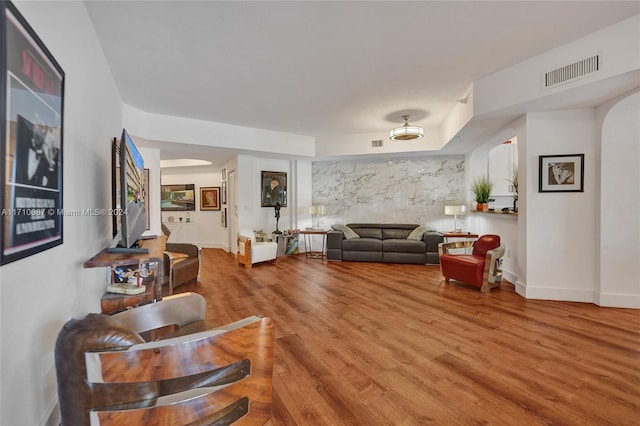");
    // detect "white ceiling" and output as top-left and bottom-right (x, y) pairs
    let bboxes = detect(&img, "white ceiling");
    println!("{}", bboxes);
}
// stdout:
(84, 1), (640, 164)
